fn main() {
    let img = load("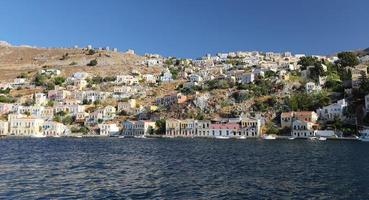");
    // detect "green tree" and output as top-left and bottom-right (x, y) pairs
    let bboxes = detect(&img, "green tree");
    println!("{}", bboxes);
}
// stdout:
(53, 76), (65, 85)
(34, 74), (46, 86)
(62, 116), (73, 125)
(298, 56), (320, 69)
(337, 52), (359, 67)
(87, 59), (98, 66)
(155, 119), (166, 135)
